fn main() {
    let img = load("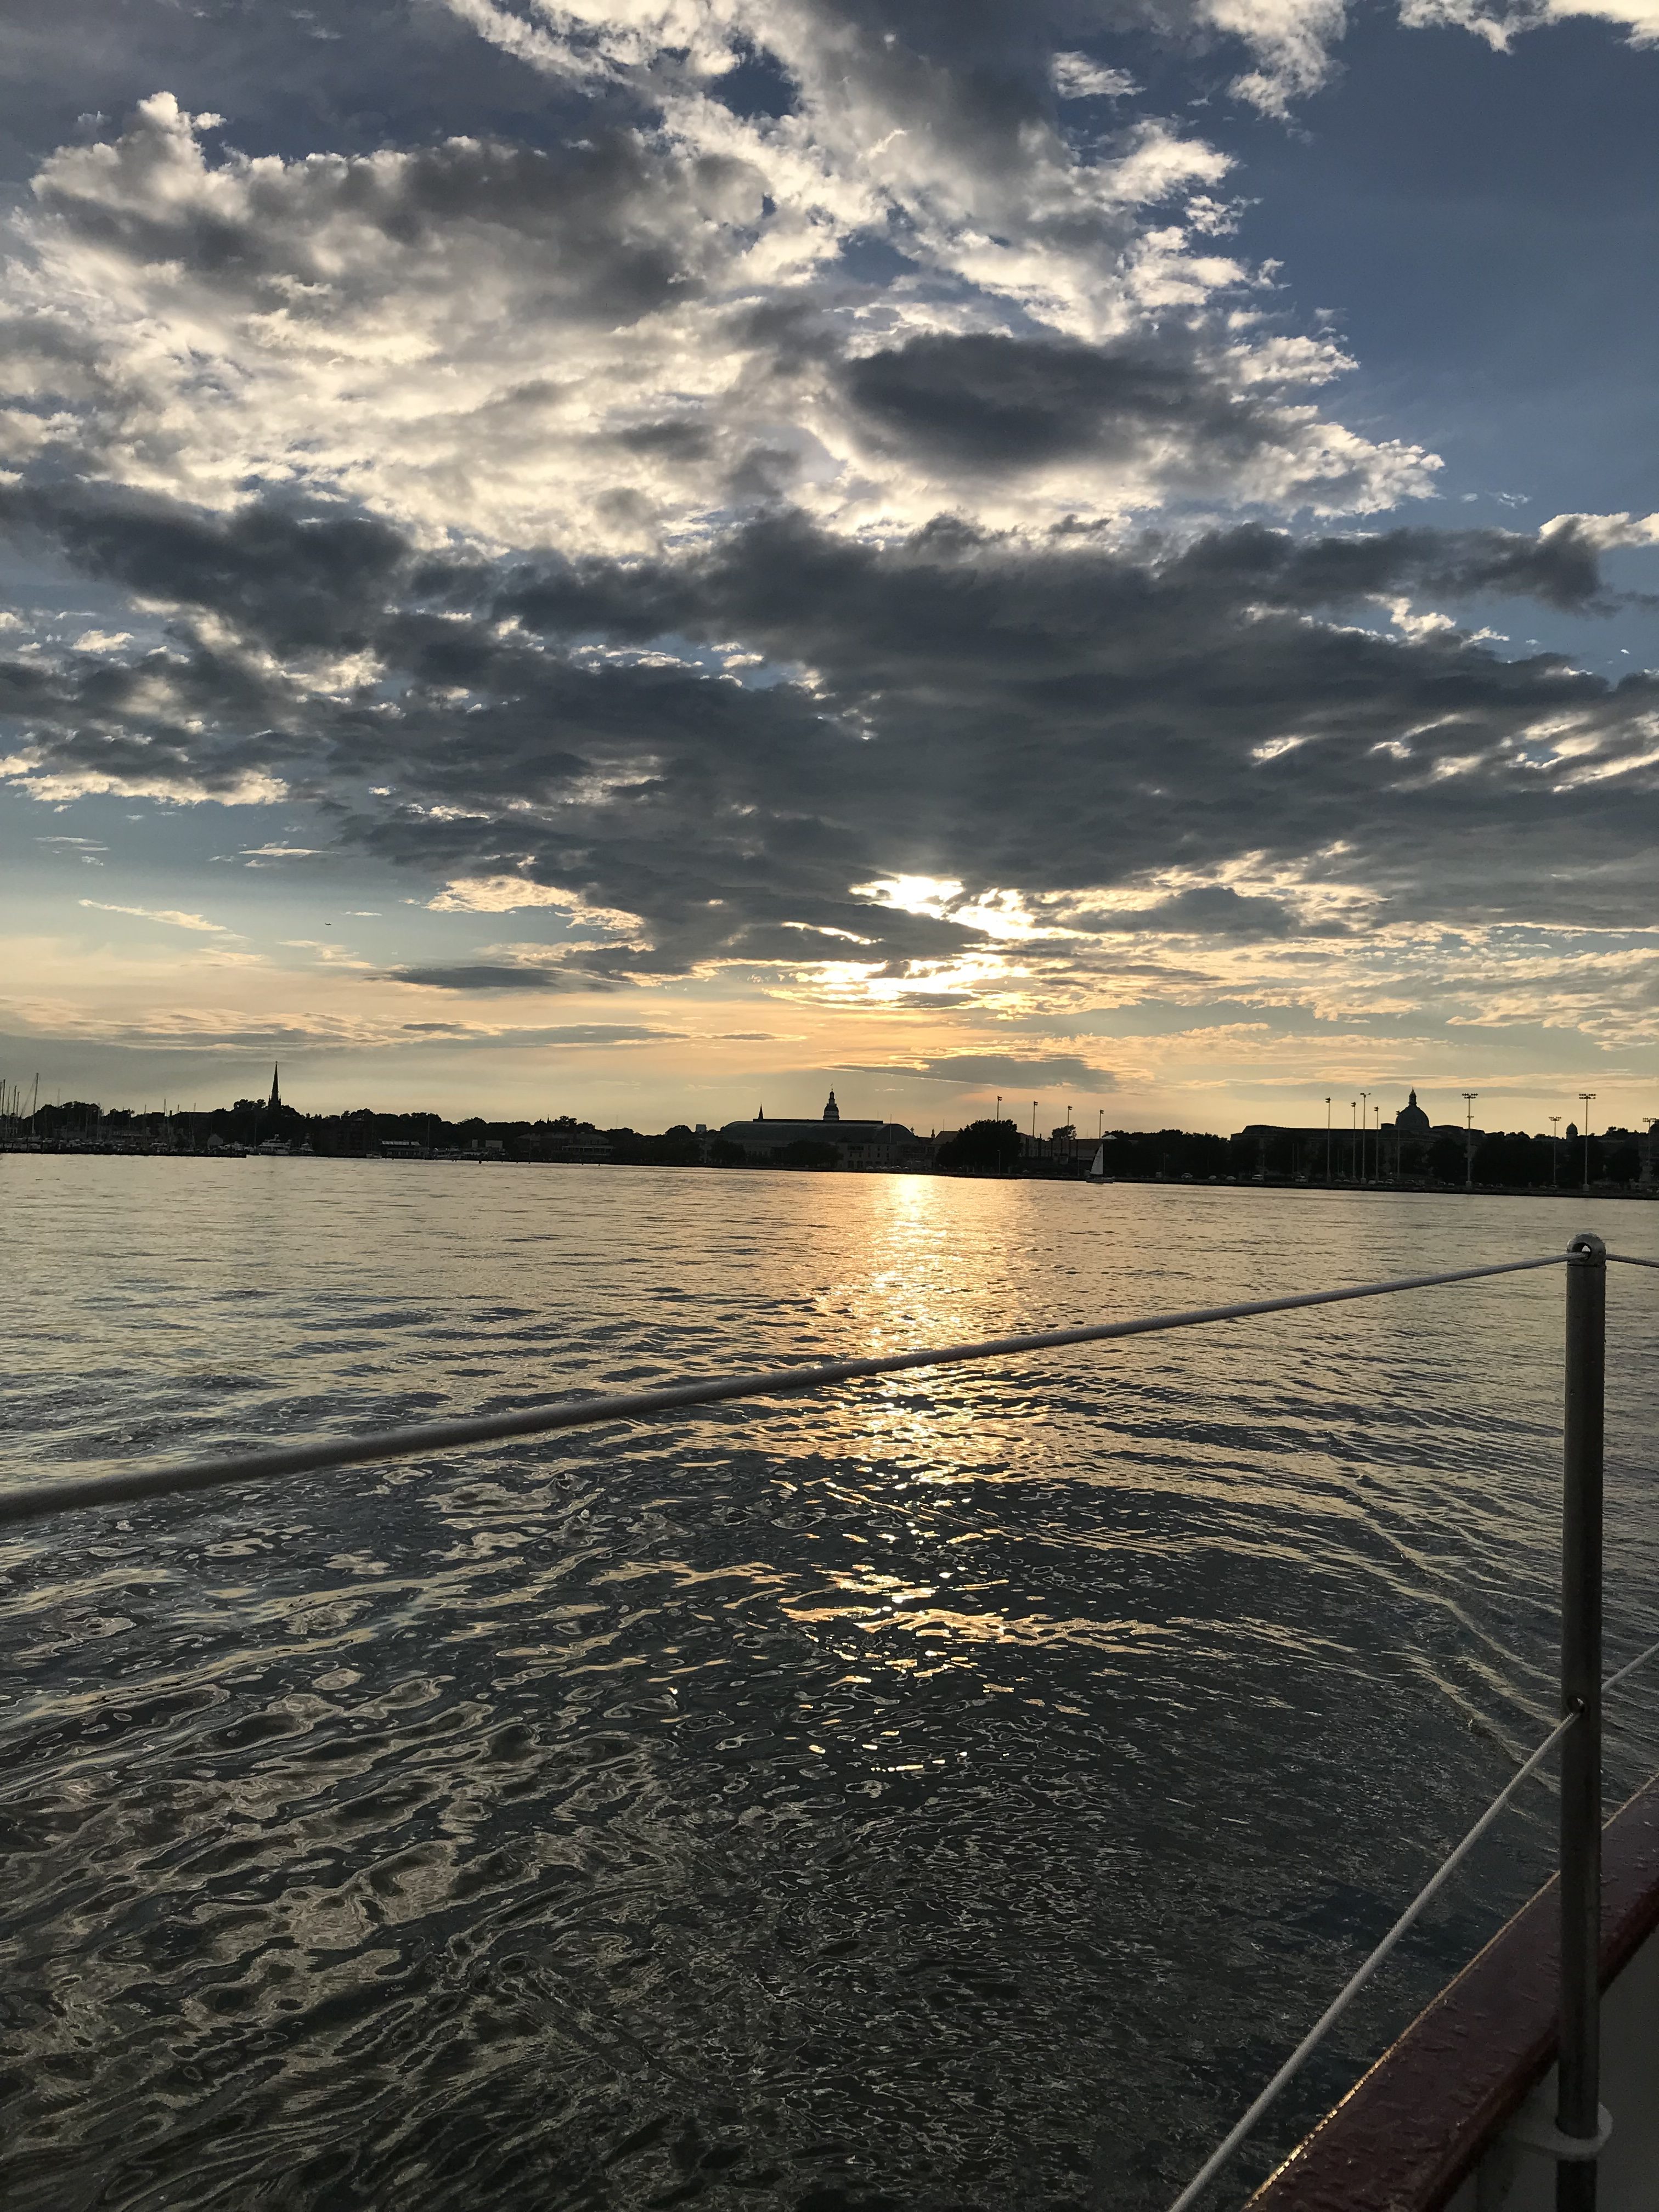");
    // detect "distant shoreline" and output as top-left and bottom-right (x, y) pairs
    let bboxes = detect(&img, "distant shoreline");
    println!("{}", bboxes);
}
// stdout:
(5, 1142), (1655, 1200)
